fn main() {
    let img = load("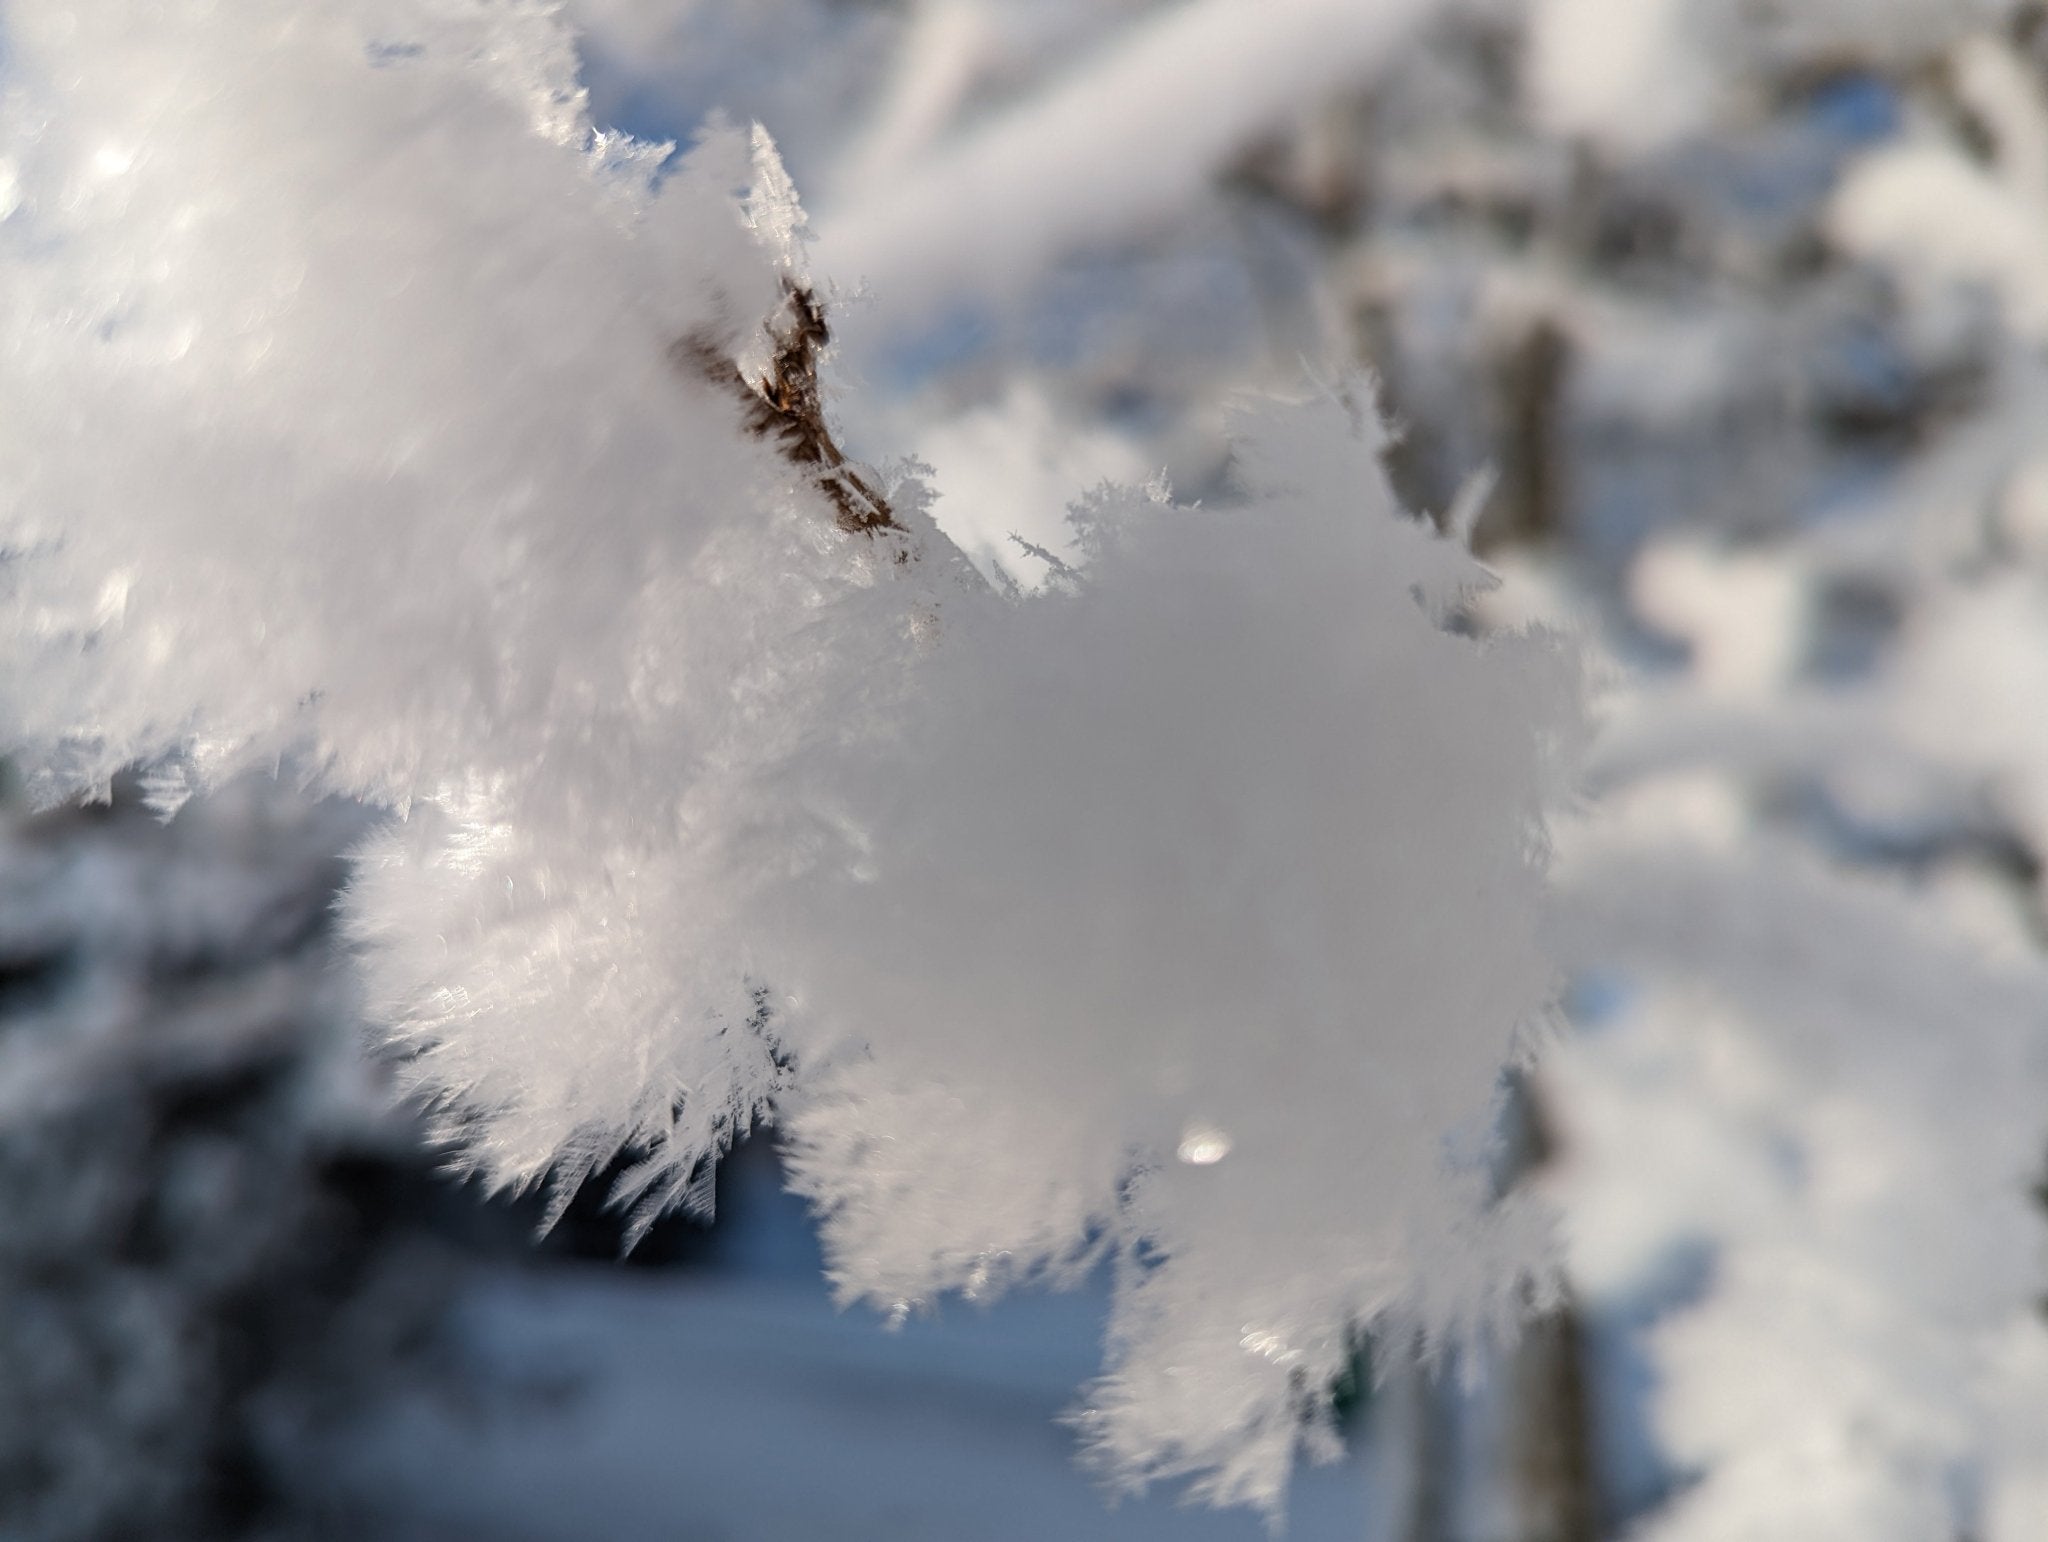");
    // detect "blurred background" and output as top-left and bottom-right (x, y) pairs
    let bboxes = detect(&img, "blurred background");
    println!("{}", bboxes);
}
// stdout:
(7, 0), (2048, 1537)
